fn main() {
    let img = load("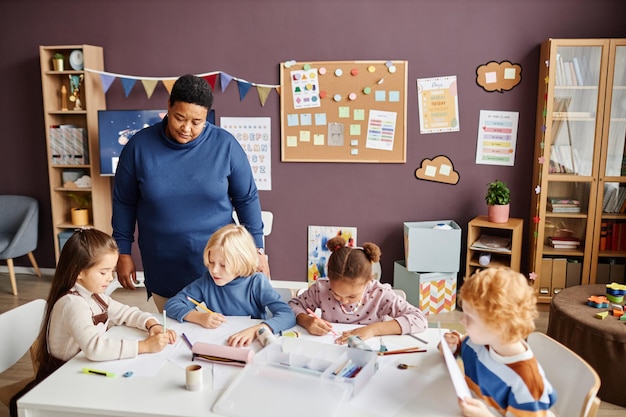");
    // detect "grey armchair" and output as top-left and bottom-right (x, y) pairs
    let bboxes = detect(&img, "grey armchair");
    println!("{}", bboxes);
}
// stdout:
(0, 195), (42, 295)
